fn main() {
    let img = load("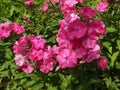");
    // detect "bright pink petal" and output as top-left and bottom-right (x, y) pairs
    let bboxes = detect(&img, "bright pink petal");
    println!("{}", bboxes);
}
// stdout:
(11, 23), (25, 34)
(96, 1), (108, 12)
(97, 57), (107, 71)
